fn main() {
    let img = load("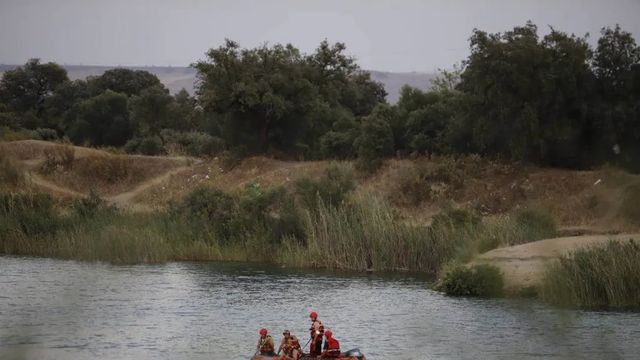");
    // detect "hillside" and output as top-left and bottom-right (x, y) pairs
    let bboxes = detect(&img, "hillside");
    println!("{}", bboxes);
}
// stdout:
(0, 64), (435, 102)
(3, 140), (639, 231)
